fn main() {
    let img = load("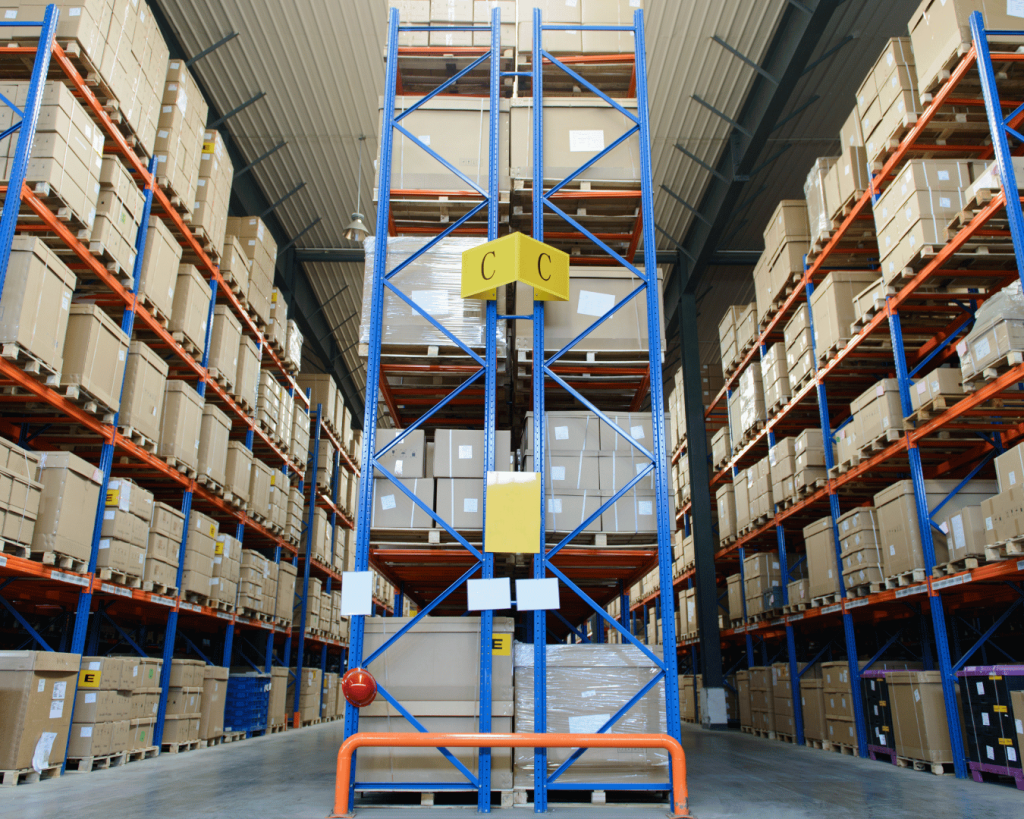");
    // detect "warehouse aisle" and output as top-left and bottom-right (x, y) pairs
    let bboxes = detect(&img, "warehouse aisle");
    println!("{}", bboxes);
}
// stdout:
(4, 722), (1023, 818)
